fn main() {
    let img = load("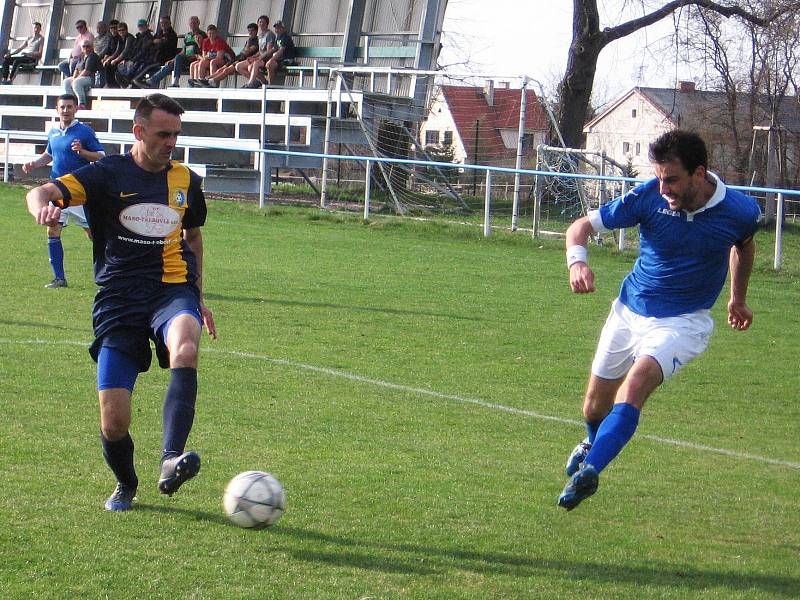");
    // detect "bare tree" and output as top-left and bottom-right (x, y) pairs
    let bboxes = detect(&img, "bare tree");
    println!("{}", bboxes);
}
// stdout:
(556, 0), (784, 149)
